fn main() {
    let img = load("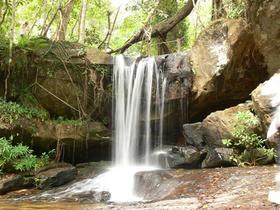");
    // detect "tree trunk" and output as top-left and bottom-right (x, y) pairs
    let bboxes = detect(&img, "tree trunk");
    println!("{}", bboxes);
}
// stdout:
(4, 0), (16, 100)
(78, 0), (88, 44)
(55, 0), (75, 41)
(156, 0), (184, 55)
(42, 0), (63, 37)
